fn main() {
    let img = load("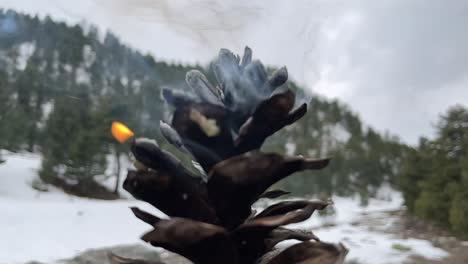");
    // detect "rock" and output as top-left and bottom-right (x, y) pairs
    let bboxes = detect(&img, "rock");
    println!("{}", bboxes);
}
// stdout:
(158, 251), (191, 264)
(437, 236), (449, 244)
(59, 244), (161, 264)
(436, 236), (459, 249)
